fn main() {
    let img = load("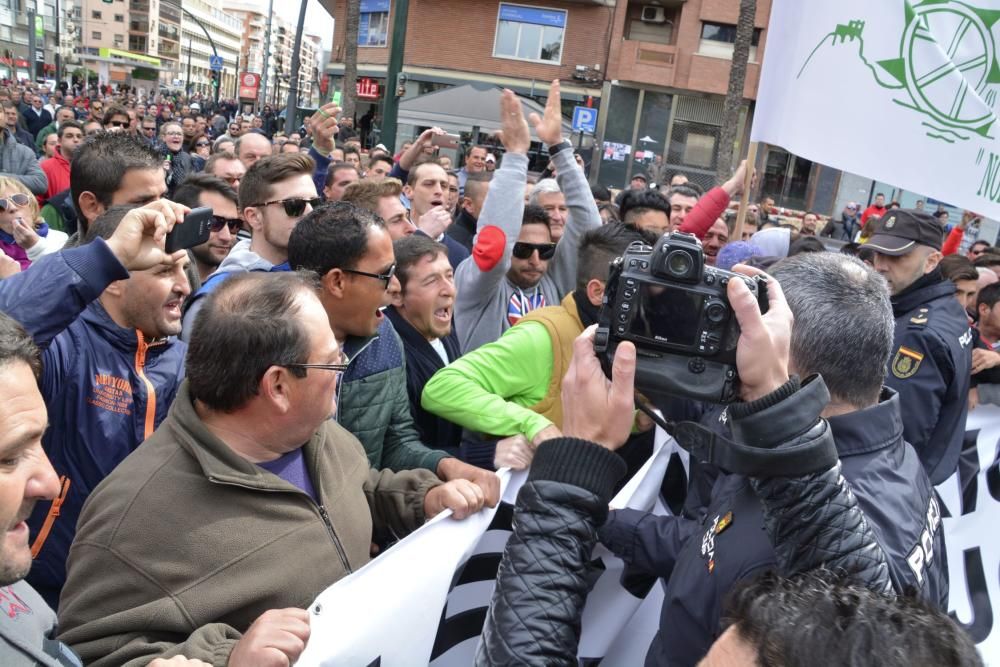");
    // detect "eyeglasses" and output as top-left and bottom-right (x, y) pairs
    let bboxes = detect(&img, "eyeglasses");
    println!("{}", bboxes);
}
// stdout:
(281, 362), (350, 376)
(164, 131), (184, 137)
(512, 242), (557, 260)
(195, 141), (211, 147)
(0, 193), (31, 211)
(107, 120), (128, 128)
(342, 263), (397, 290)
(251, 197), (323, 218)
(210, 216), (242, 233)
(142, 126), (157, 132)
